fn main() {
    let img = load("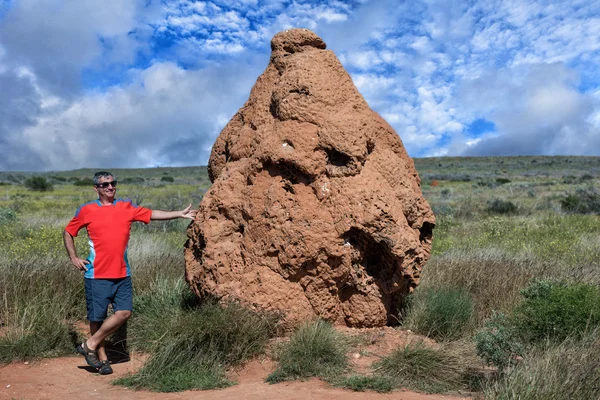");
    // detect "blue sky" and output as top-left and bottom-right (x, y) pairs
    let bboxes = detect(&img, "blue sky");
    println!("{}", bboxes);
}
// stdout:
(0, 0), (599, 171)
